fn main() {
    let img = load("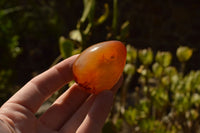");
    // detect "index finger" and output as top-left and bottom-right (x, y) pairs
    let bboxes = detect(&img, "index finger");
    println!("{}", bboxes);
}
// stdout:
(5, 55), (79, 113)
